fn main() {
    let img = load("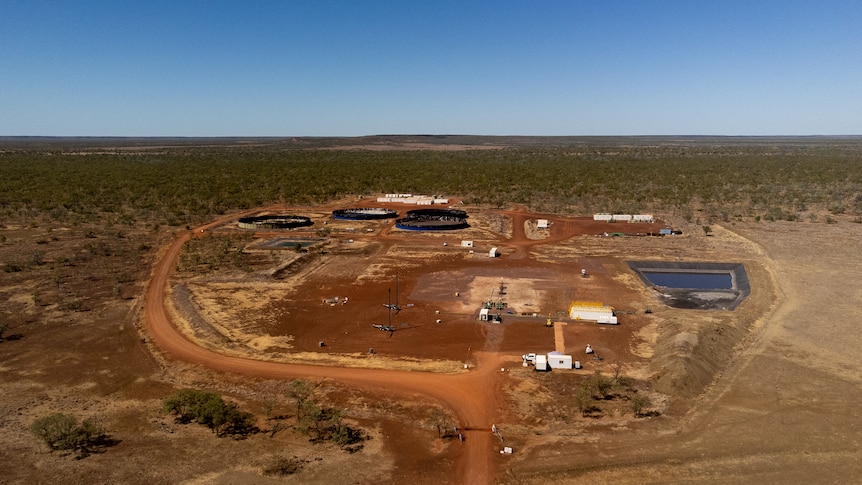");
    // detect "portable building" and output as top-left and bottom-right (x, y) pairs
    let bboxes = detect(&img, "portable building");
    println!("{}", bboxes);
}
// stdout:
(593, 213), (613, 221)
(537, 219), (549, 229)
(461, 240), (474, 248)
(534, 355), (549, 371)
(479, 308), (490, 321)
(547, 351), (573, 369)
(489, 247), (499, 258)
(612, 214), (633, 222)
(597, 315), (619, 325)
(633, 214), (654, 223)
